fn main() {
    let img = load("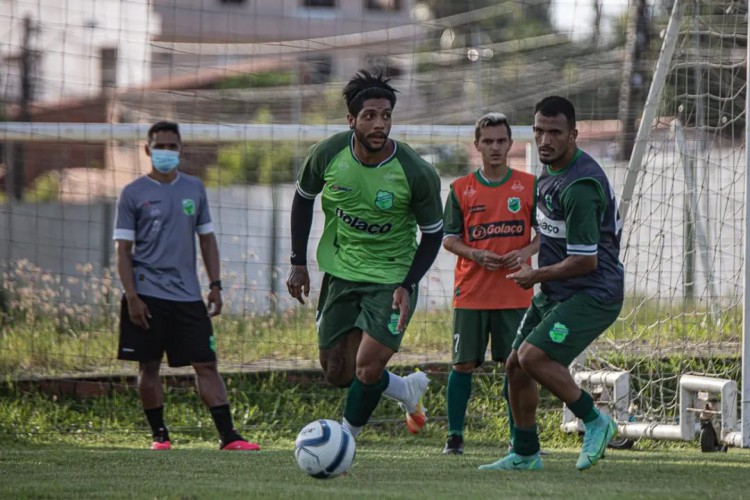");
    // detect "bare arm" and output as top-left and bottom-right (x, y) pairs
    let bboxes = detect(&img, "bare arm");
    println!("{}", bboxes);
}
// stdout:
(116, 240), (151, 329)
(116, 240), (137, 299)
(442, 235), (512, 271)
(199, 232), (222, 316)
(497, 233), (540, 269)
(199, 232), (221, 284)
